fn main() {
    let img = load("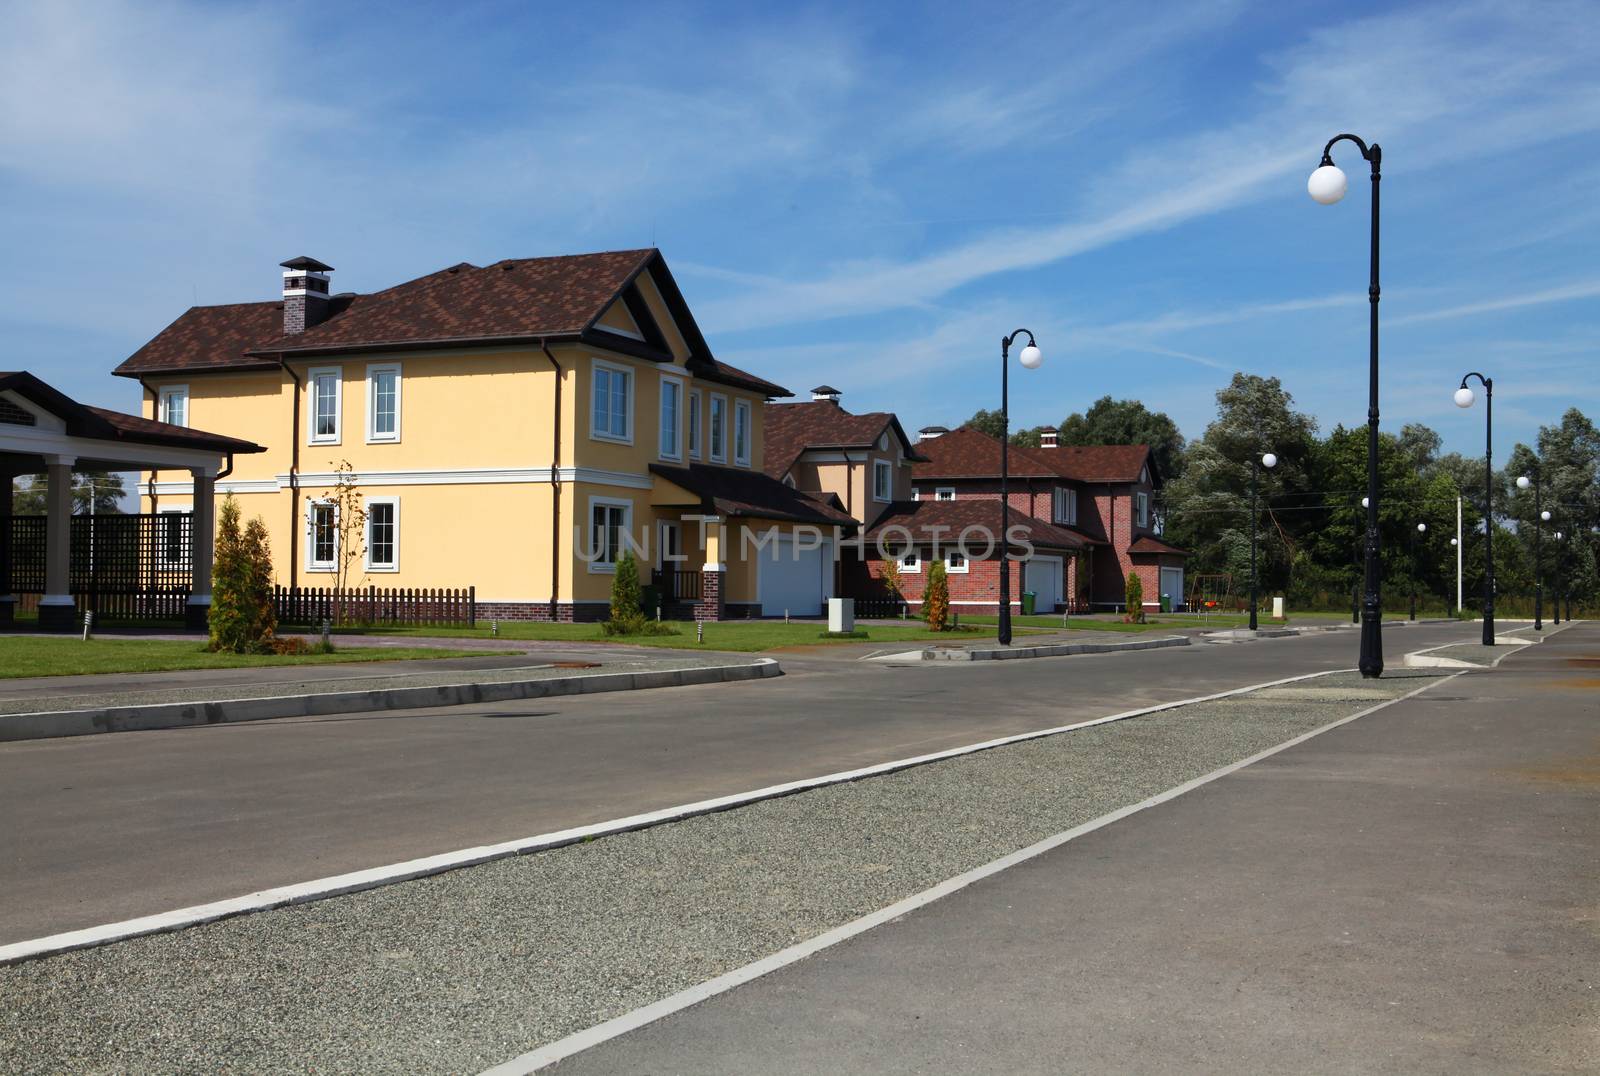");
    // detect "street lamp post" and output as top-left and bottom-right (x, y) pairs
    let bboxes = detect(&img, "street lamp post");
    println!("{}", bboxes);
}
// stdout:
(1410, 522), (1426, 620)
(997, 329), (1042, 646)
(1352, 495), (1369, 624)
(1516, 471), (1544, 630)
(1553, 531), (1564, 625)
(1449, 536), (1460, 617)
(1454, 375), (1496, 644)
(1249, 452), (1277, 631)
(1310, 133), (1384, 677)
